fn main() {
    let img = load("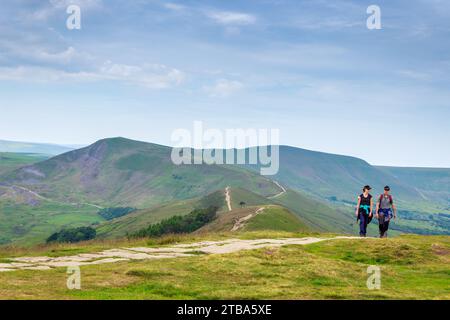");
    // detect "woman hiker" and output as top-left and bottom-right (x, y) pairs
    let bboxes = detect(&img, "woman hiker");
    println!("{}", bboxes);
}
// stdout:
(355, 185), (373, 237)
(376, 186), (397, 238)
